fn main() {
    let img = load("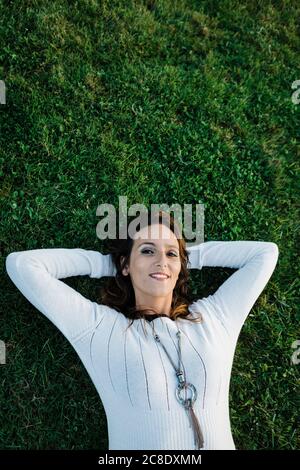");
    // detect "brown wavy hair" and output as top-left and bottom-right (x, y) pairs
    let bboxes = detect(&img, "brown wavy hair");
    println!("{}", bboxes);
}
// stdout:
(97, 210), (203, 331)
